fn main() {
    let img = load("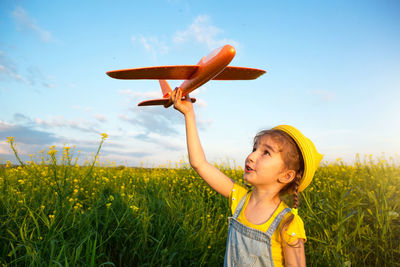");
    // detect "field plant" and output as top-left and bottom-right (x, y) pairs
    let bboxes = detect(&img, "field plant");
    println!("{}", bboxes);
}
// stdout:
(0, 136), (399, 266)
